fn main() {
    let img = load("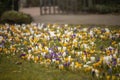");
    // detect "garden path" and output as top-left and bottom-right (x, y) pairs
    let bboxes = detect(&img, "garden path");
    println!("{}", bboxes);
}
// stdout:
(20, 7), (120, 25)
